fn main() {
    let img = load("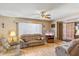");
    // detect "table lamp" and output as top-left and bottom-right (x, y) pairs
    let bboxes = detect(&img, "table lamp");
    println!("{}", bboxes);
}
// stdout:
(9, 31), (16, 42)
